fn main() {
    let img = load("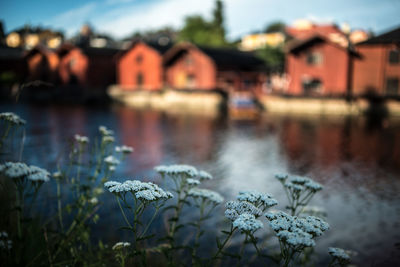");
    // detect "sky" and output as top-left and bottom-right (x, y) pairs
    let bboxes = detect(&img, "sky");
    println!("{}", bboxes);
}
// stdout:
(0, 0), (399, 40)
